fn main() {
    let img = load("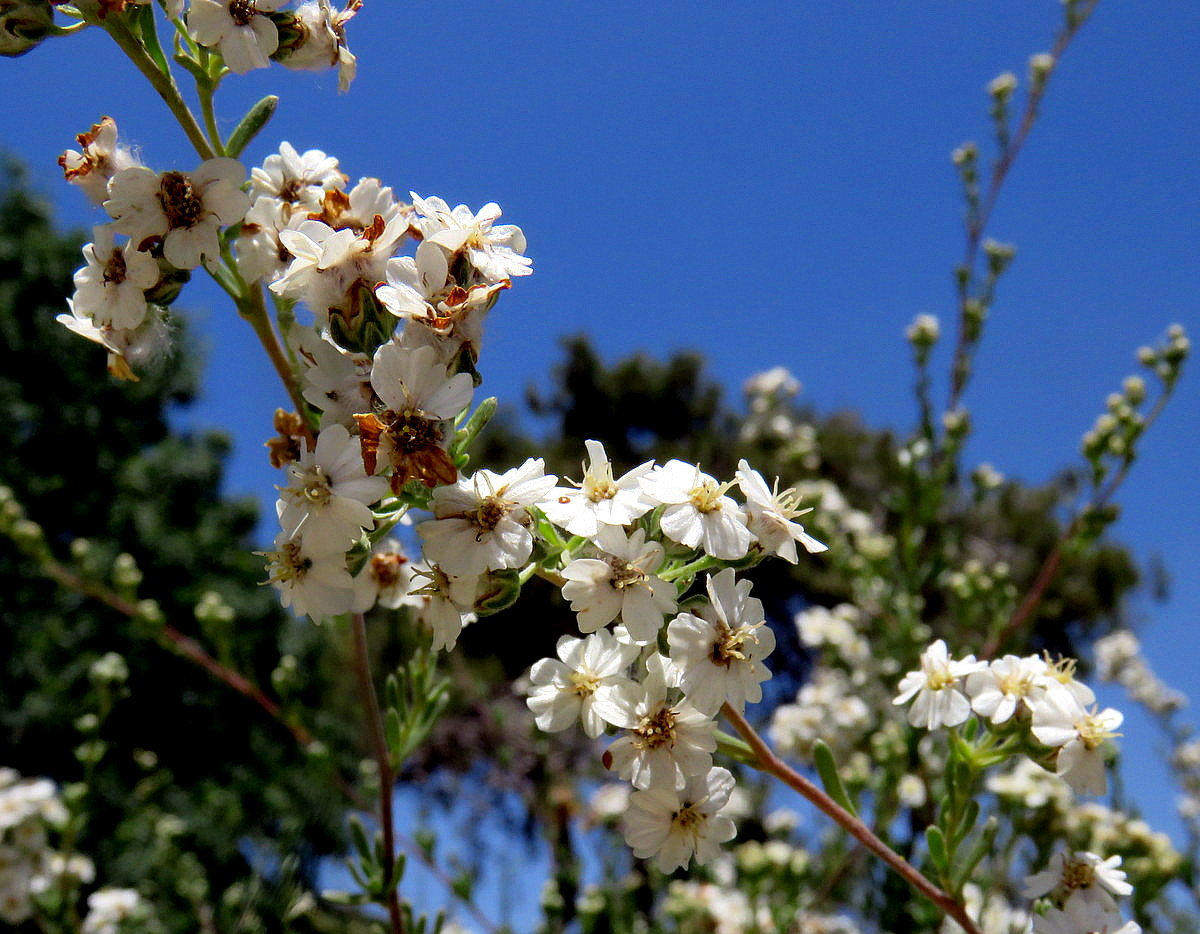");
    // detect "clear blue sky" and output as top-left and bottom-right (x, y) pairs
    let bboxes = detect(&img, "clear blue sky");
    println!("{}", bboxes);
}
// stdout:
(2, 0), (1197, 915)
